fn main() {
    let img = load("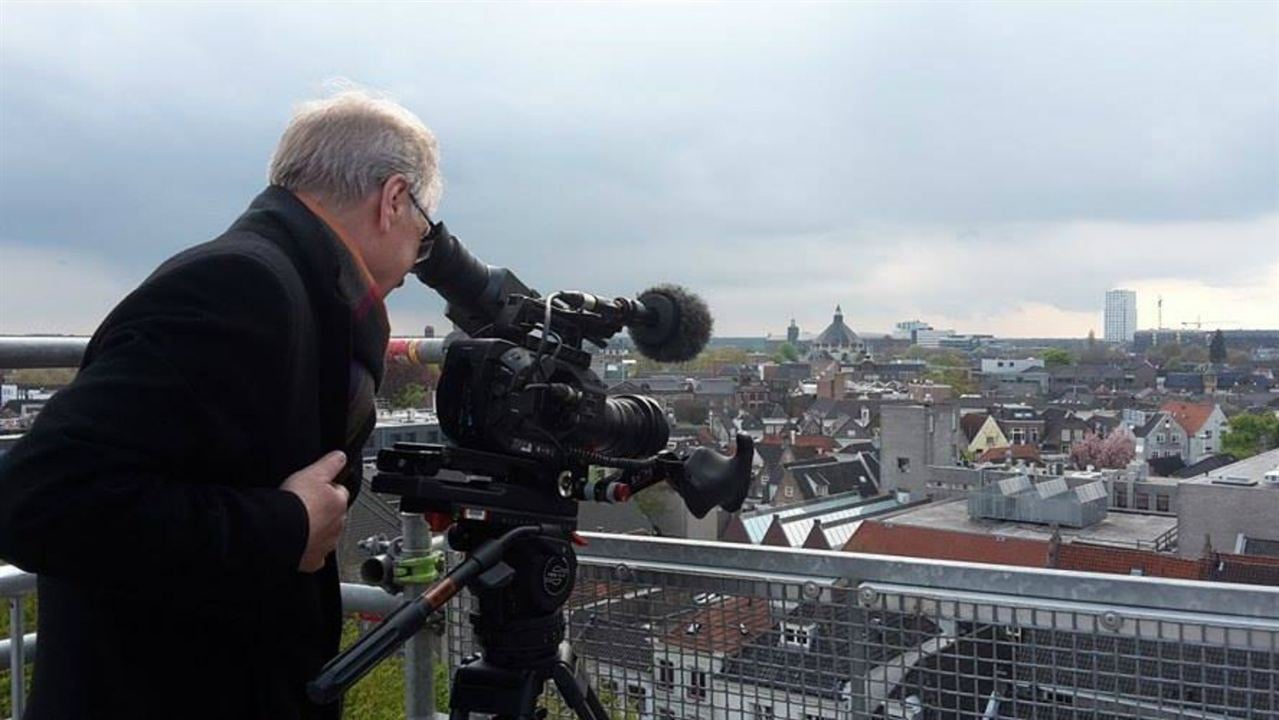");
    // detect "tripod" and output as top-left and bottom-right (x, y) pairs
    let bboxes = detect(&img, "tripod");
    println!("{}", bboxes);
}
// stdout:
(309, 438), (751, 718)
(446, 526), (609, 720)
(309, 445), (616, 720)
